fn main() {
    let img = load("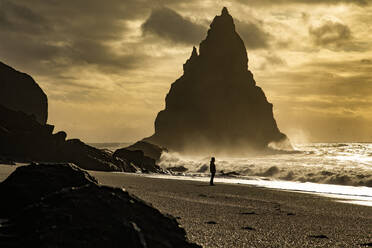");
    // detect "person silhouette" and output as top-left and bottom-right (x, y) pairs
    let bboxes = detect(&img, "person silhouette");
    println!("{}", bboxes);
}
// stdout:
(210, 157), (216, 186)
